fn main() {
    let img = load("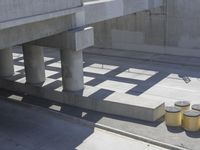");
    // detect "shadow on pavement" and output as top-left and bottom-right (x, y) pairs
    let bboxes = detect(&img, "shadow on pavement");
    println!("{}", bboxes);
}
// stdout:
(0, 91), (94, 150)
